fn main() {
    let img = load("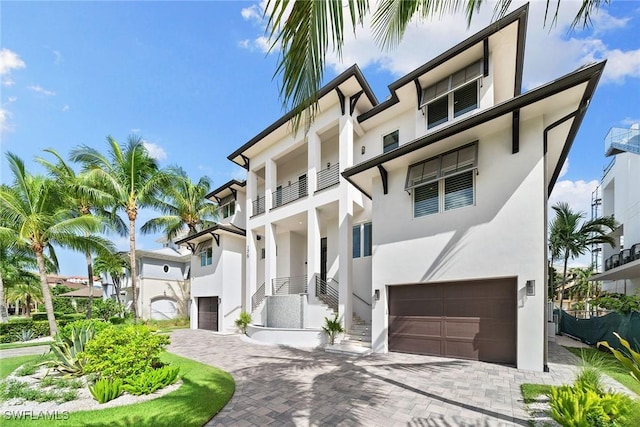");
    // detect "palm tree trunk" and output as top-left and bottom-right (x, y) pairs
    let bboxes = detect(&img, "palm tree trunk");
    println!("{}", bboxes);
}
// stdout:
(85, 250), (95, 319)
(129, 218), (138, 322)
(0, 273), (8, 323)
(558, 254), (570, 330)
(35, 251), (57, 336)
